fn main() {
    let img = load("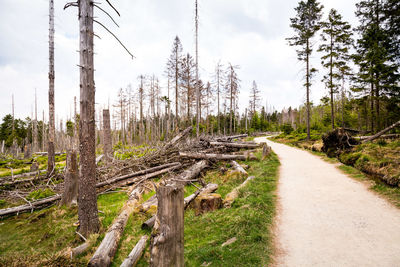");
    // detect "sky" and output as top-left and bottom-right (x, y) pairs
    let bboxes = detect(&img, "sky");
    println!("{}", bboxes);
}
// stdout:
(0, 0), (359, 126)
